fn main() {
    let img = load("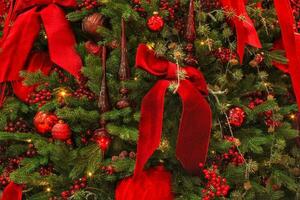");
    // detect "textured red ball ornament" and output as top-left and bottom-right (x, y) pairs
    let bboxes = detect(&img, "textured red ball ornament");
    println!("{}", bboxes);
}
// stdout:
(147, 12), (164, 32)
(94, 130), (112, 152)
(228, 107), (246, 127)
(51, 120), (71, 141)
(33, 112), (58, 134)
